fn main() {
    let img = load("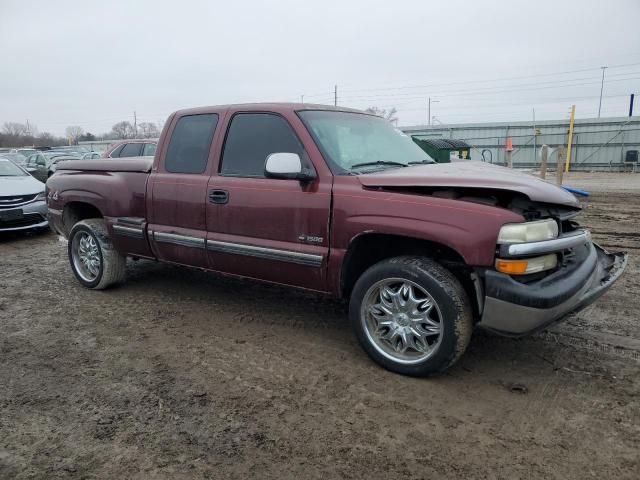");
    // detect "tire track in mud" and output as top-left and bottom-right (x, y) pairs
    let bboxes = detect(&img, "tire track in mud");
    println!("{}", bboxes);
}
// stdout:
(542, 326), (640, 360)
